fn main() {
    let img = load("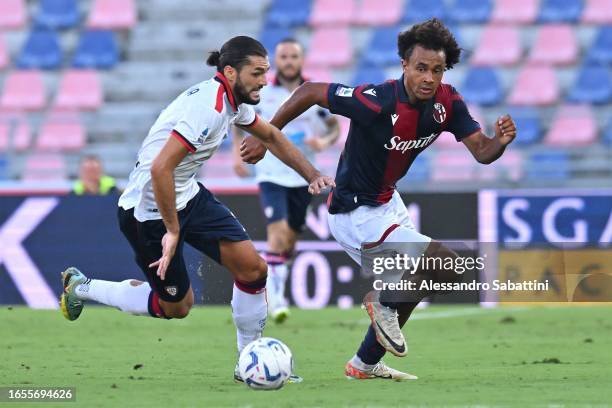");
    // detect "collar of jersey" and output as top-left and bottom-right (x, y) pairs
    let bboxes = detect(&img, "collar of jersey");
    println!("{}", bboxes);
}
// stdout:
(214, 72), (238, 112)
